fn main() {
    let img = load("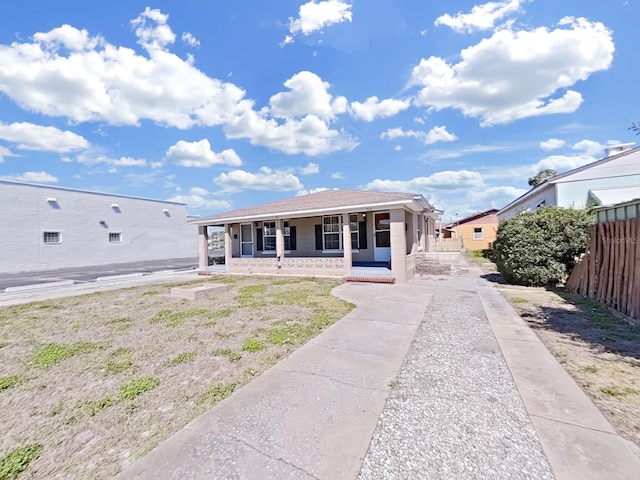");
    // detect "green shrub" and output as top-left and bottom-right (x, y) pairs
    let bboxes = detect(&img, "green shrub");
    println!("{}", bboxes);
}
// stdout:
(0, 444), (43, 479)
(491, 207), (592, 286)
